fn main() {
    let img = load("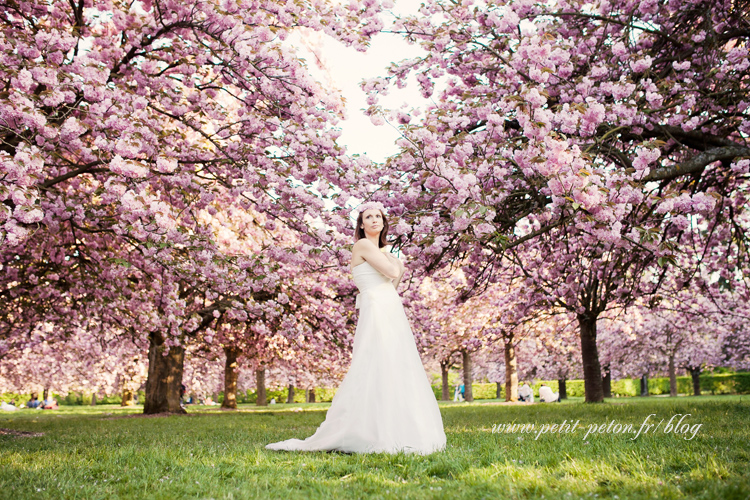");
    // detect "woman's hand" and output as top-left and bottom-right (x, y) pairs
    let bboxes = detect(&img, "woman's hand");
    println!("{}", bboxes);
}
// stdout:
(352, 239), (401, 279)
(384, 252), (406, 288)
